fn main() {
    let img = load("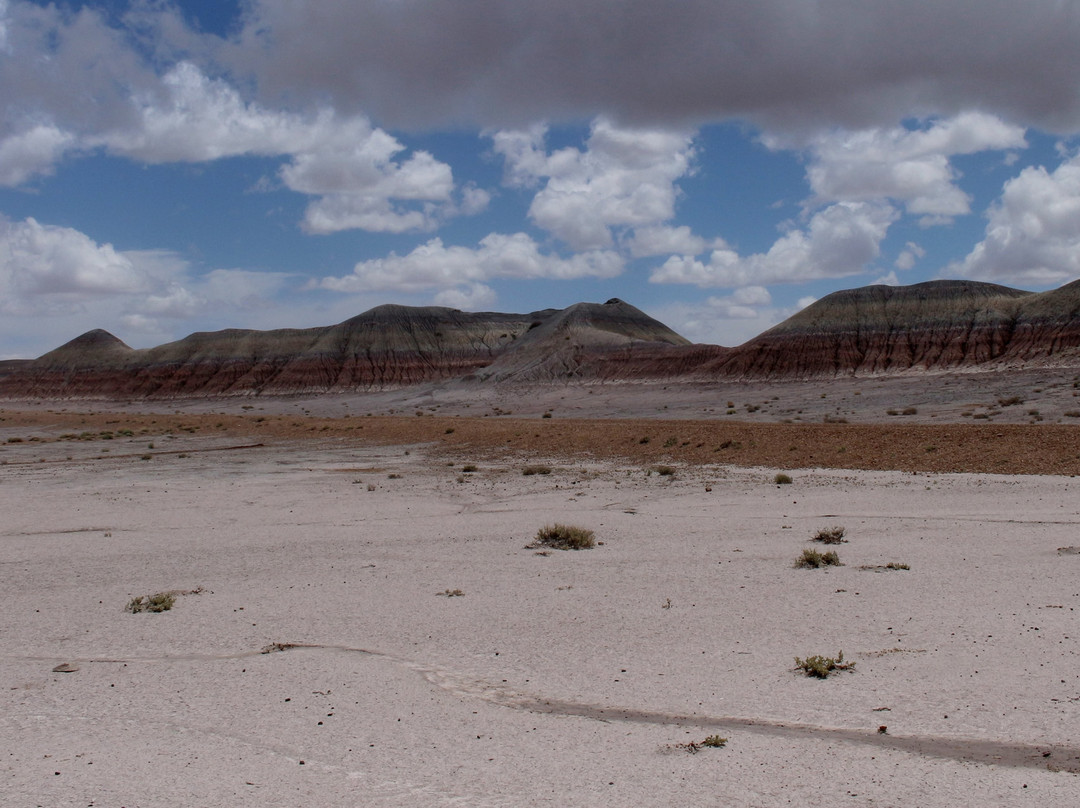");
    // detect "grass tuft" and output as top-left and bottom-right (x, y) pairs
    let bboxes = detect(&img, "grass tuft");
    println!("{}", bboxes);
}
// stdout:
(795, 650), (855, 678)
(795, 548), (842, 568)
(812, 526), (847, 544)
